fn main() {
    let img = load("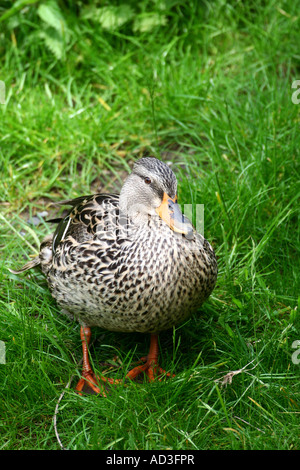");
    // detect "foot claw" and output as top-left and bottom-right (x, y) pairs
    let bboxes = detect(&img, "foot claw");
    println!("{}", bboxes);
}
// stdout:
(125, 356), (175, 382)
(75, 371), (102, 395)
